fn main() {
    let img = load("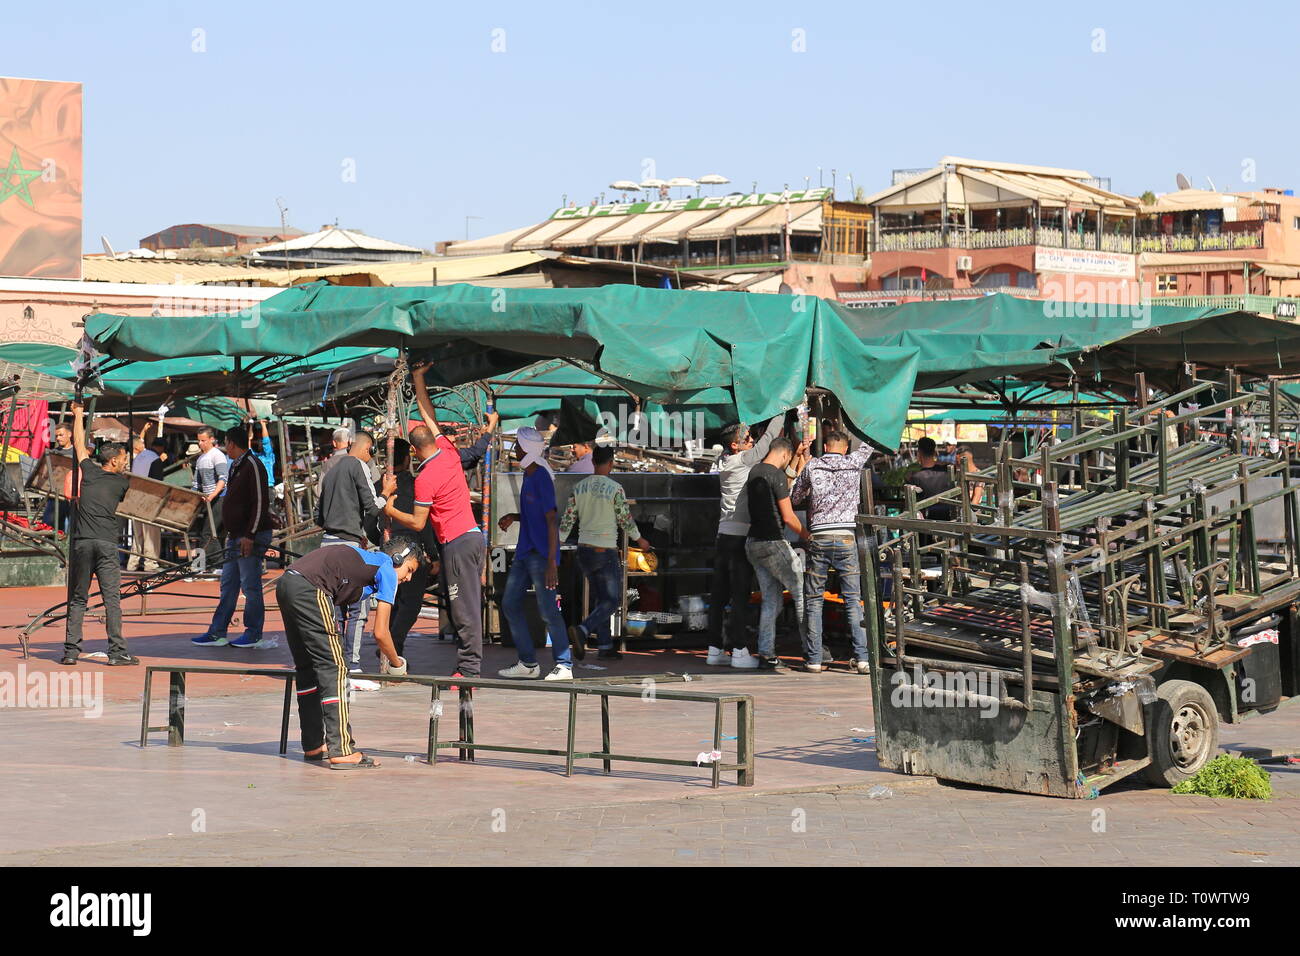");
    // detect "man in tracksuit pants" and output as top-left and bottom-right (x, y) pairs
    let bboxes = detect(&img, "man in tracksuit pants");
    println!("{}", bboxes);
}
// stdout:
(278, 538), (423, 769)
(315, 430), (385, 671)
(383, 362), (485, 679)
